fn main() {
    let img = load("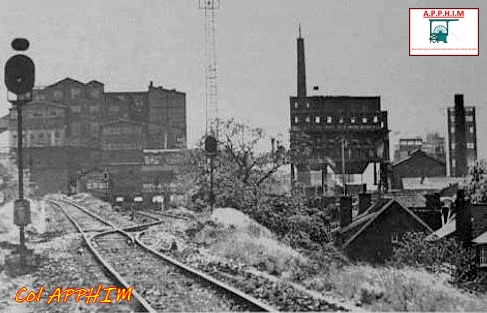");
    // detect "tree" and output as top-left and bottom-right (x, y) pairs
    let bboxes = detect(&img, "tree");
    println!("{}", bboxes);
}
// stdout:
(174, 118), (289, 207)
(467, 160), (487, 203)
